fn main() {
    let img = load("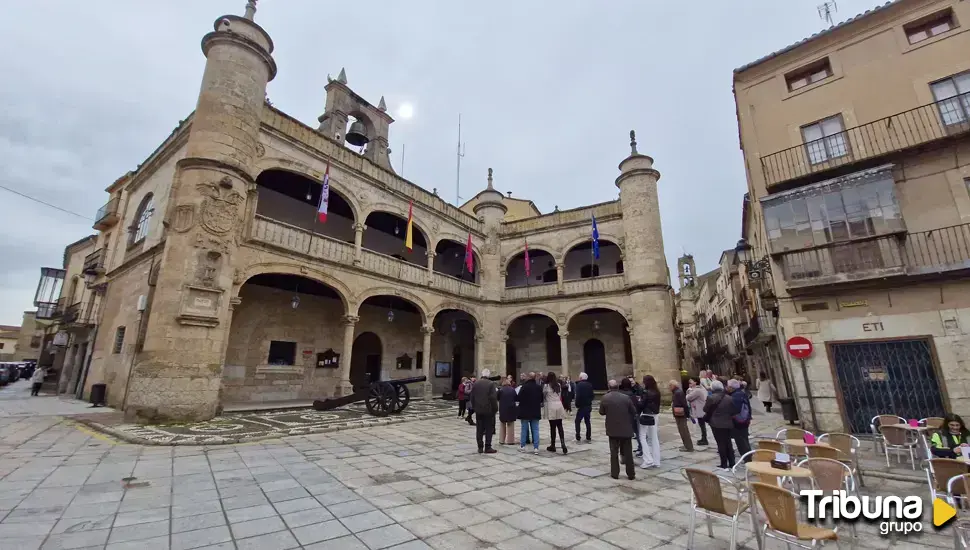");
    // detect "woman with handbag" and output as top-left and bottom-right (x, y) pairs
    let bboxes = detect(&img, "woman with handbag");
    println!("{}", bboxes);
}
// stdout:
(638, 375), (662, 468)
